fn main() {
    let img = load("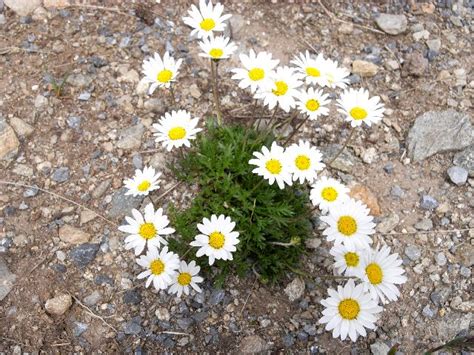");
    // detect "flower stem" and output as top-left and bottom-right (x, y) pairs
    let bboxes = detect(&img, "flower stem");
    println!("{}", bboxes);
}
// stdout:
(283, 116), (308, 146)
(210, 59), (223, 125)
(326, 126), (356, 168)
